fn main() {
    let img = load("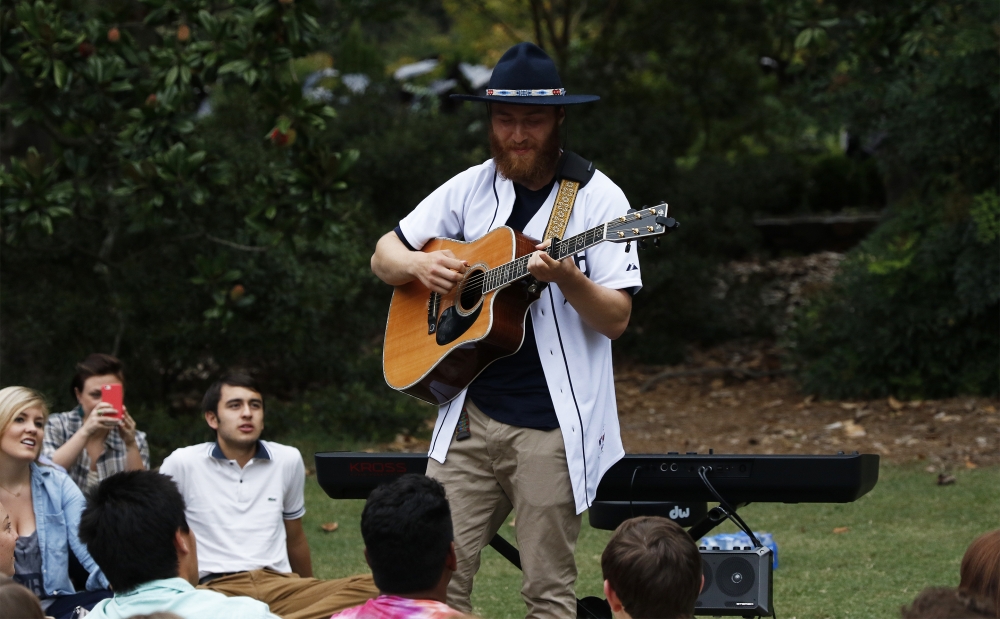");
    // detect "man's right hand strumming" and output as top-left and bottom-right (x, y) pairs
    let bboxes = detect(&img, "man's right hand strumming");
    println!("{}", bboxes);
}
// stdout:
(371, 231), (467, 294)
